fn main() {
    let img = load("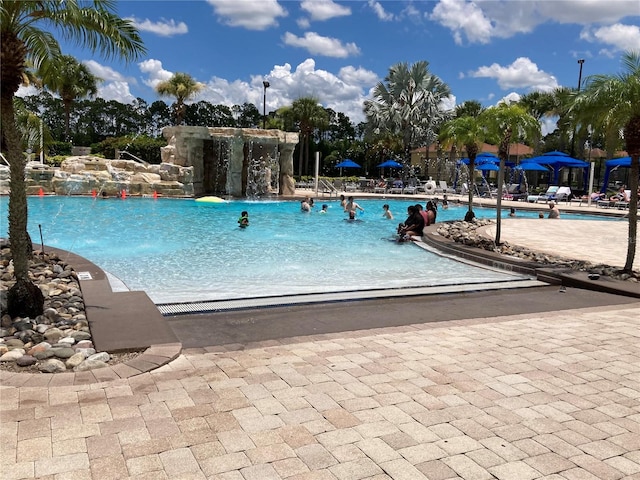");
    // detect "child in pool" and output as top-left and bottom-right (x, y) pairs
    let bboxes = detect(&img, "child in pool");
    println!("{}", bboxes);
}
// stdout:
(238, 211), (249, 228)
